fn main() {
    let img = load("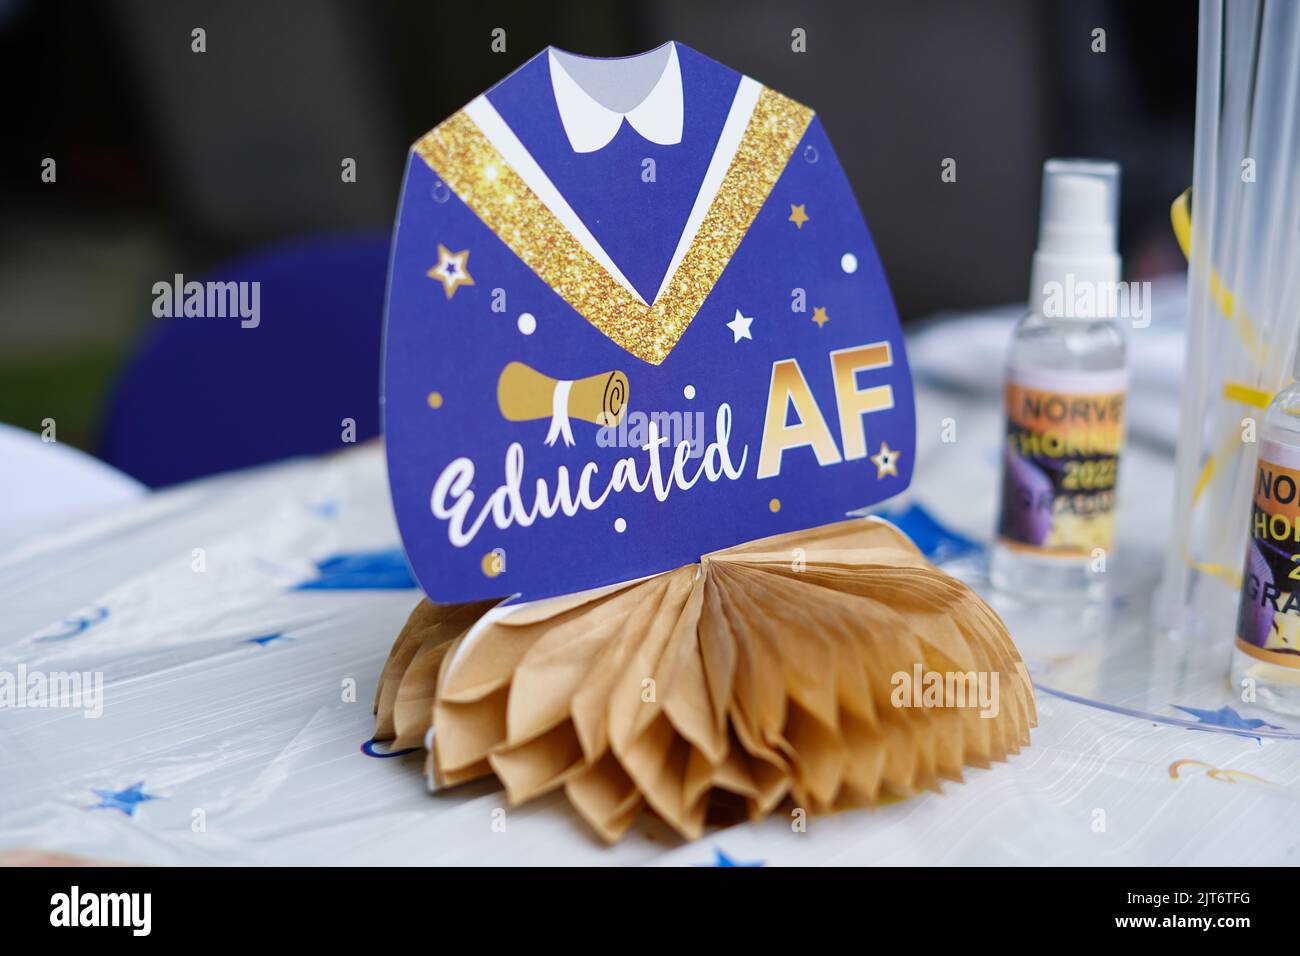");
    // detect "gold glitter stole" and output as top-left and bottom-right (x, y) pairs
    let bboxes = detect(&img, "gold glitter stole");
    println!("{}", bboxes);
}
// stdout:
(414, 88), (814, 366)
